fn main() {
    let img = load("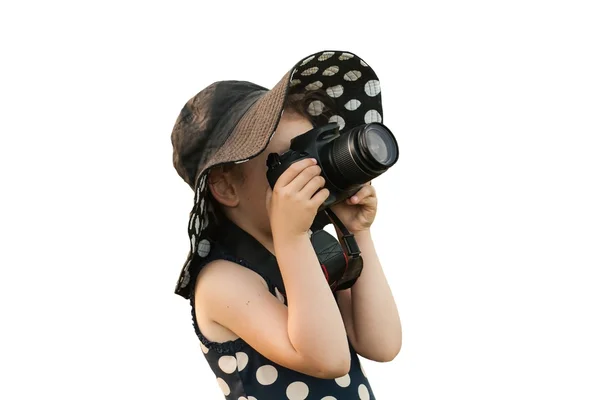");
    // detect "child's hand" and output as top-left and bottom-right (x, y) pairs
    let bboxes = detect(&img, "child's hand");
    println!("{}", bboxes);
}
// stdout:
(330, 183), (377, 233)
(267, 158), (330, 238)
